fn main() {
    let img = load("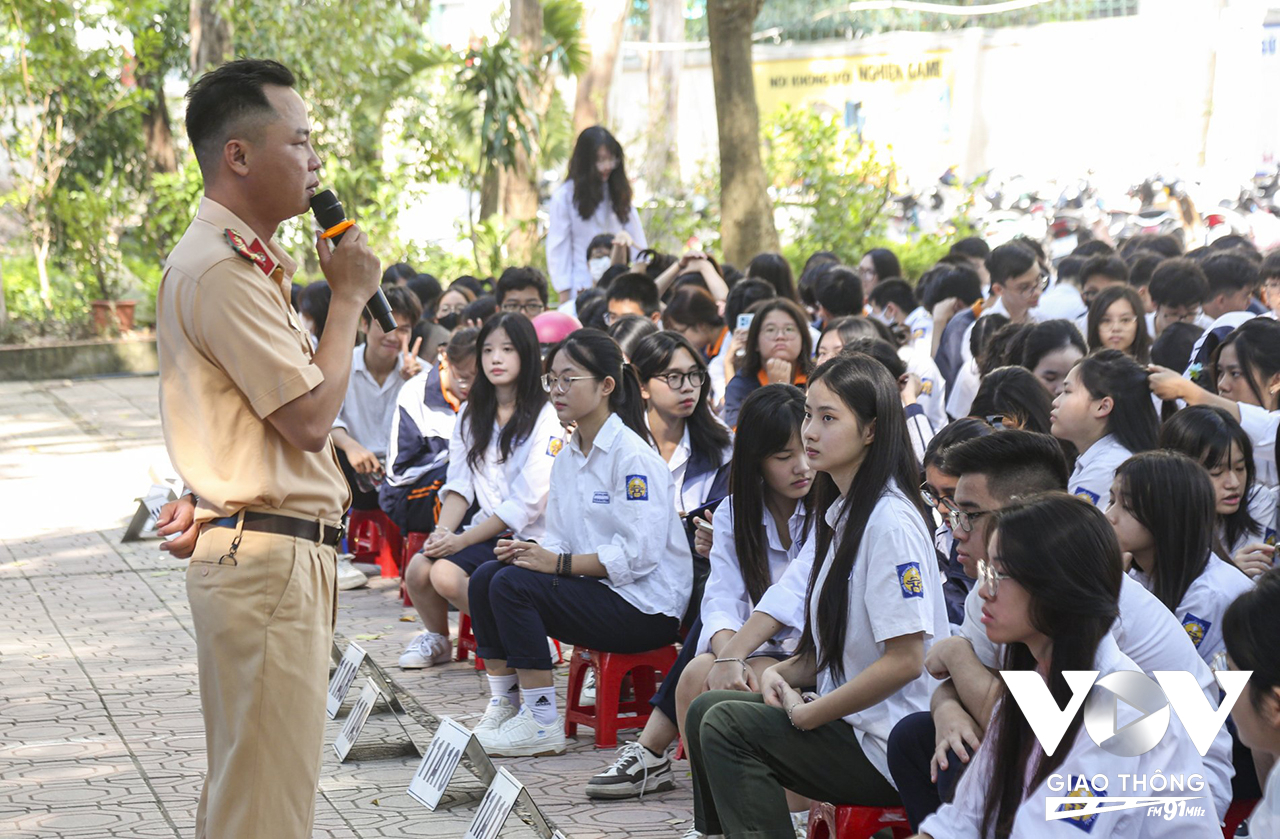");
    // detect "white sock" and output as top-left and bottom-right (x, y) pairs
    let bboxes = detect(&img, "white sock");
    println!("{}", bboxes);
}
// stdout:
(487, 674), (519, 706)
(521, 686), (558, 725)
